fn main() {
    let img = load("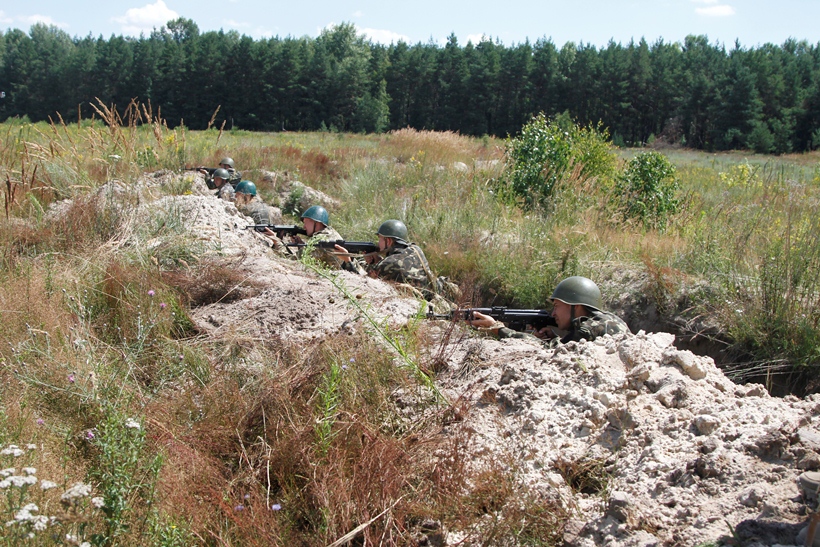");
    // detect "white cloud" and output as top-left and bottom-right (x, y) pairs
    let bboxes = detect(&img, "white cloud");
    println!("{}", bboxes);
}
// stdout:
(691, 0), (719, 3)
(353, 10), (364, 18)
(359, 26), (410, 44)
(321, 22), (409, 45)
(113, 0), (179, 35)
(18, 14), (69, 29)
(695, 4), (736, 16)
(0, 11), (13, 24)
